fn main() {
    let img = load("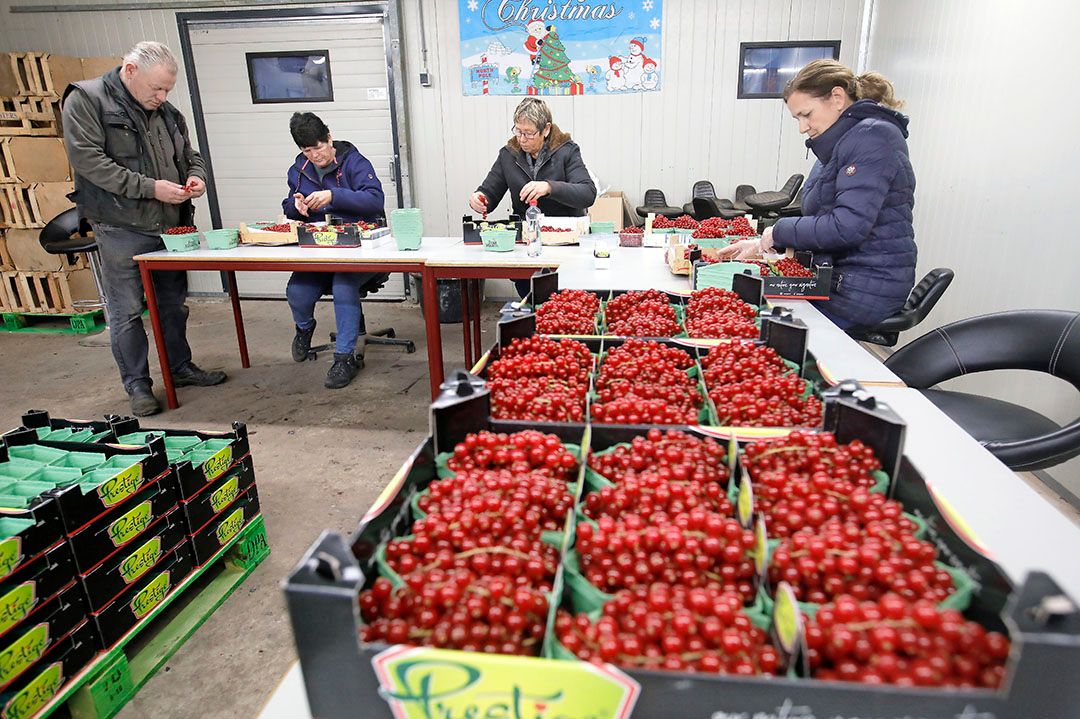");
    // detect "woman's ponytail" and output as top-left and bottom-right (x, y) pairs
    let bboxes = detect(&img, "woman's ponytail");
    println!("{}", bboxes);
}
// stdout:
(855, 72), (904, 109)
